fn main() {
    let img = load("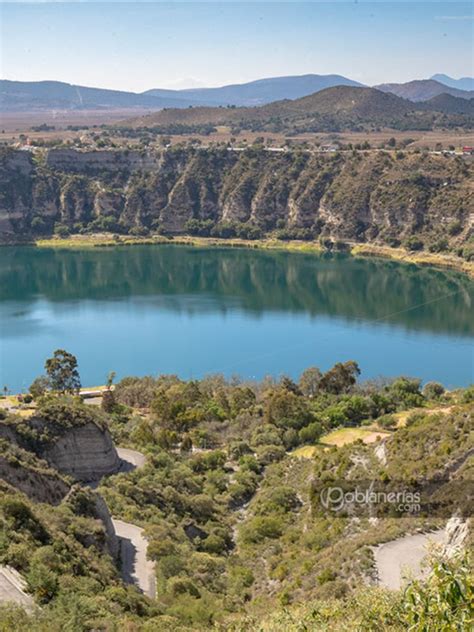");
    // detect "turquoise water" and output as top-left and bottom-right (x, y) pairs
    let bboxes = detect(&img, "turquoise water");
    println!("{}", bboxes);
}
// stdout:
(0, 244), (472, 392)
